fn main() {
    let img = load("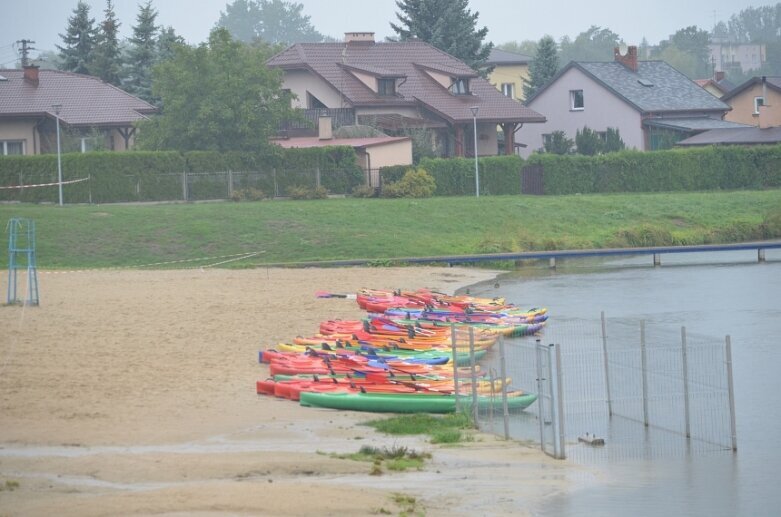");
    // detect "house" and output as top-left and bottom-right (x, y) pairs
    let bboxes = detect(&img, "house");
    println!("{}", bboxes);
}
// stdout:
(677, 125), (781, 147)
(273, 116), (413, 186)
(695, 71), (735, 98)
(0, 66), (156, 156)
(722, 76), (781, 127)
(266, 32), (545, 158)
(485, 48), (532, 102)
(515, 46), (744, 156)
